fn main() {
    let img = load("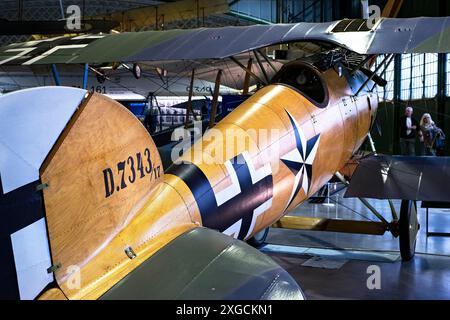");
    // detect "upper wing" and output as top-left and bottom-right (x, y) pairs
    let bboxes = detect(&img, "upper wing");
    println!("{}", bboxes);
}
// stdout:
(0, 17), (449, 66)
(344, 155), (450, 202)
